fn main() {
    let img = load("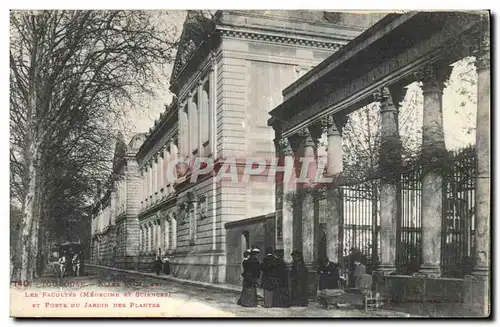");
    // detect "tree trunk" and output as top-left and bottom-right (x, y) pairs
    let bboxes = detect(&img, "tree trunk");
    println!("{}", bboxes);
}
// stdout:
(20, 146), (39, 281)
